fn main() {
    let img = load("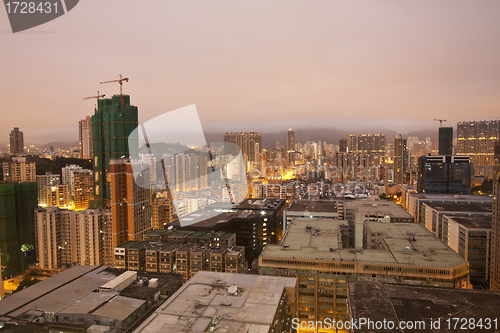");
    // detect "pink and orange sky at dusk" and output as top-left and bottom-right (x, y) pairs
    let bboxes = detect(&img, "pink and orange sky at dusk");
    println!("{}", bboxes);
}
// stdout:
(1, 0), (500, 145)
